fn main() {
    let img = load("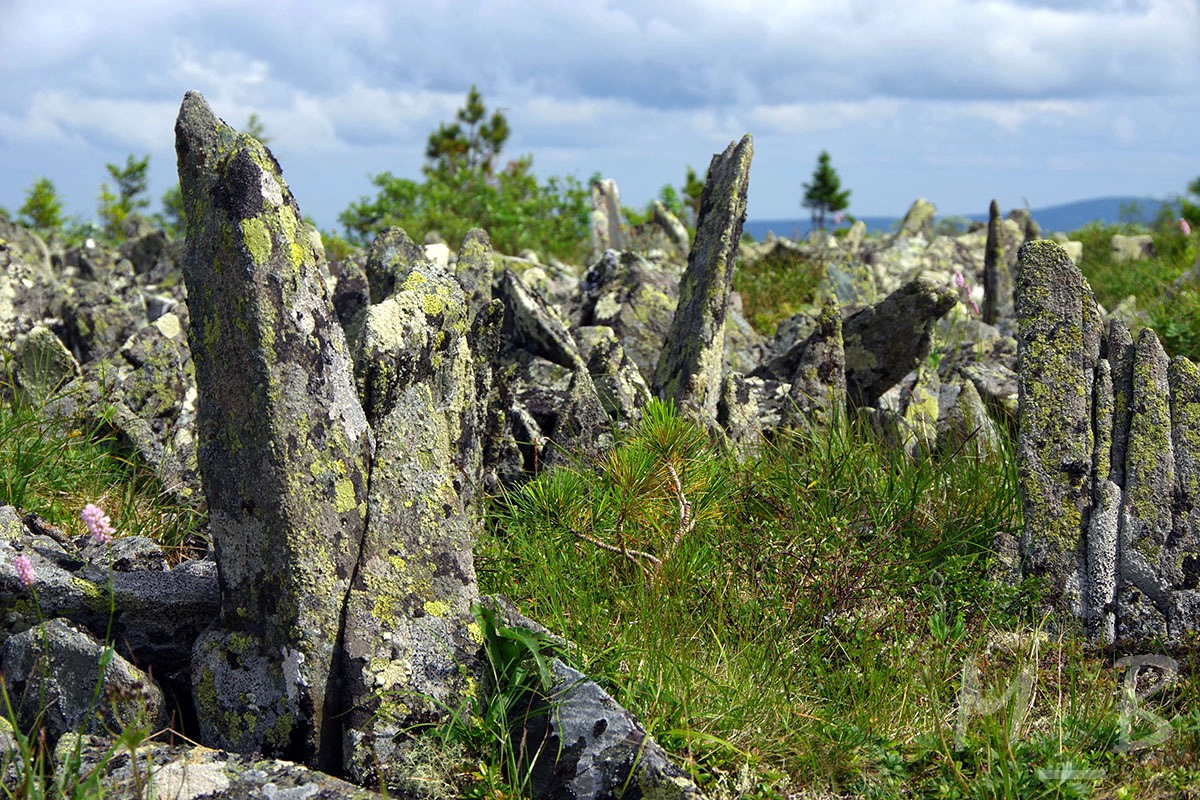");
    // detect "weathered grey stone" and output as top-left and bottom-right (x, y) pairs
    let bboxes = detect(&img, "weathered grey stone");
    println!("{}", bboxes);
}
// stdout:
(570, 249), (678, 382)
(653, 199), (691, 255)
(342, 249), (483, 786)
(780, 296), (845, 429)
(1086, 479), (1119, 644)
(522, 661), (703, 800)
(1169, 357), (1200, 596)
(58, 259), (144, 365)
(1, 618), (168, 747)
(500, 268), (587, 372)
(653, 134), (753, 423)
(981, 199), (1013, 325)
(364, 226), (431, 305)
(1111, 233), (1156, 263)
(11, 325), (80, 403)
(1008, 208), (1042, 243)
(333, 257), (371, 340)
(123, 227), (169, 275)
(1117, 329), (1175, 640)
(590, 178), (624, 257)
(718, 373), (791, 447)
(842, 278), (958, 407)
(456, 227), (495, 323)
(896, 198), (936, 239)
(900, 366), (941, 457)
(56, 736), (385, 799)
(937, 379), (1001, 459)
(1, 530), (218, 689)
(1015, 240), (1095, 619)
(1107, 318), (1136, 486)
(176, 91), (372, 765)
(575, 325), (651, 422)
(1093, 359), (1114, 487)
